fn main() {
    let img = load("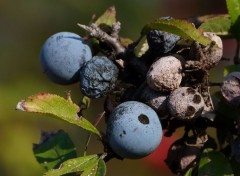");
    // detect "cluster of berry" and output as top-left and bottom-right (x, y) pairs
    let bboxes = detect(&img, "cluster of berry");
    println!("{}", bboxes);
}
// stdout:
(40, 17), (230, 173)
